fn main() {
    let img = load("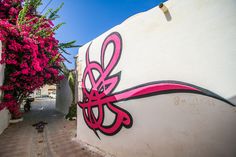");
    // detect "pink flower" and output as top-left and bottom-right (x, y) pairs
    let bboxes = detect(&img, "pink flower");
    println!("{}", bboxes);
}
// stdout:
(10, 77), (16, 82)
(10, 71), (21, 77)
(4, 94), (13, 99)
(21, 69), (29, 75)
(3, 3), (10, 8)
(0, 85), (14, 91)
(9, 7), (18, 15)
(8, 40), (22, 52)
(58, 75), (65, 80)
(6, 59), (17, 65)
(45, 73), (51, 79)
(20, 62), (28, 68)
(20, 31), (29, 37)
(10, 28), (19, 36)
(32, 61), (42, 71)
